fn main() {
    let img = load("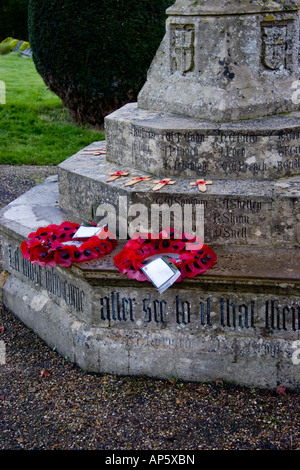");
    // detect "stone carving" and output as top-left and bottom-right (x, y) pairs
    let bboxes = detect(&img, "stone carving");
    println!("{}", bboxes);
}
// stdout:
(138, 0), (300, 121)
(170, 24), (195, 74)
(262, 24), (288, 70)
(1, 0), (300, 391)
